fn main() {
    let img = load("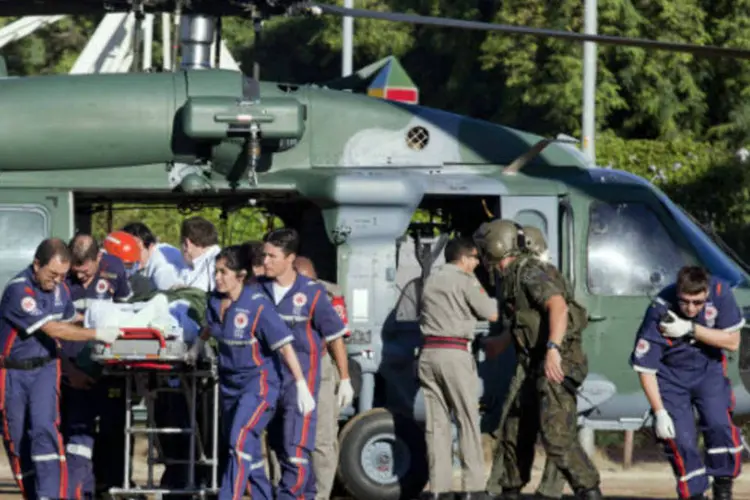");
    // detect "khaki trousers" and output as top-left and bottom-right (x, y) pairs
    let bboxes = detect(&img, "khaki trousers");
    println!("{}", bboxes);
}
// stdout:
(418, 348), (485, 493)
